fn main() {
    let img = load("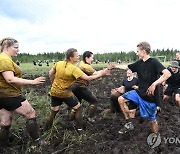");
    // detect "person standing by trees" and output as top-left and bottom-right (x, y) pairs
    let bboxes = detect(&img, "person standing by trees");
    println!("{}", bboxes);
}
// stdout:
(71, 51), (114, 122)
(0, 37), (46, 147)
(45, 48), (110, 131)
(175, 52), (180, 66)
(116, 42), (171, 134)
